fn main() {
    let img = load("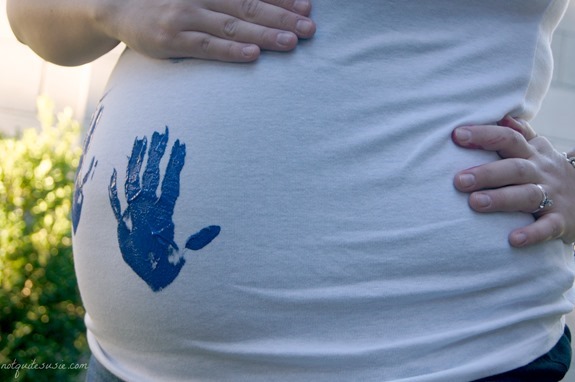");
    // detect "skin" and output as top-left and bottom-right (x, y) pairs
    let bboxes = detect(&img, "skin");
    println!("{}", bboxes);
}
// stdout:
(453, 116), (575, 248)
(6, 0), (316, 66)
